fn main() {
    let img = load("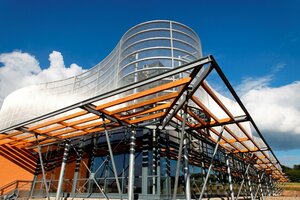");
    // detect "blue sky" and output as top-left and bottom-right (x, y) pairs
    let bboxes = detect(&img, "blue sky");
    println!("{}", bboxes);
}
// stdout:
(0, 0), (300, 167)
